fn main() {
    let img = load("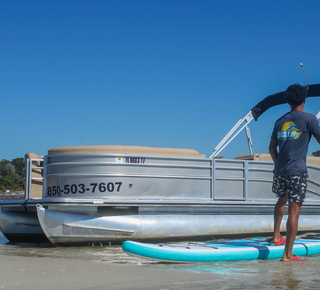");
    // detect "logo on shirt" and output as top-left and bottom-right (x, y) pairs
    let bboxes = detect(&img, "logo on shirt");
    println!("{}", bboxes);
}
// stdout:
(277, 121), (302, 140)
